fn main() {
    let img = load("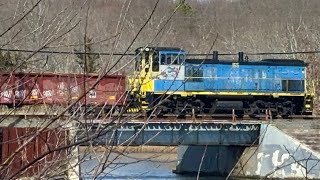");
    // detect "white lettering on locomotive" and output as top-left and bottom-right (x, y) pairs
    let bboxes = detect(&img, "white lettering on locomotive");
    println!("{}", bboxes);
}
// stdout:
(159, 65), (185, 80)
